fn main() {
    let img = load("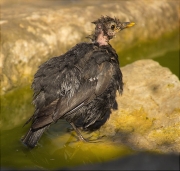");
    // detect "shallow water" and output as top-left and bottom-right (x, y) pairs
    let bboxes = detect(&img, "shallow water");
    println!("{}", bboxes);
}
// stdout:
(1, 123), (133, 170)
(118, 30), (179, 79)
(1, 1), (179, 170)
(154, 49), (179, 79)
(1, 87), (134, 170)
